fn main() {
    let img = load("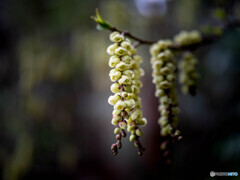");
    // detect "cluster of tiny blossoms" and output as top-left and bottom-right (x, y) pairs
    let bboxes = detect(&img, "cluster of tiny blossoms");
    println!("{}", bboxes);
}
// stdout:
(179, 52), (199, 95)
(150, 40), (181, 138)
(107, 31), (147, 156)
(174, 30), (202, 46)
